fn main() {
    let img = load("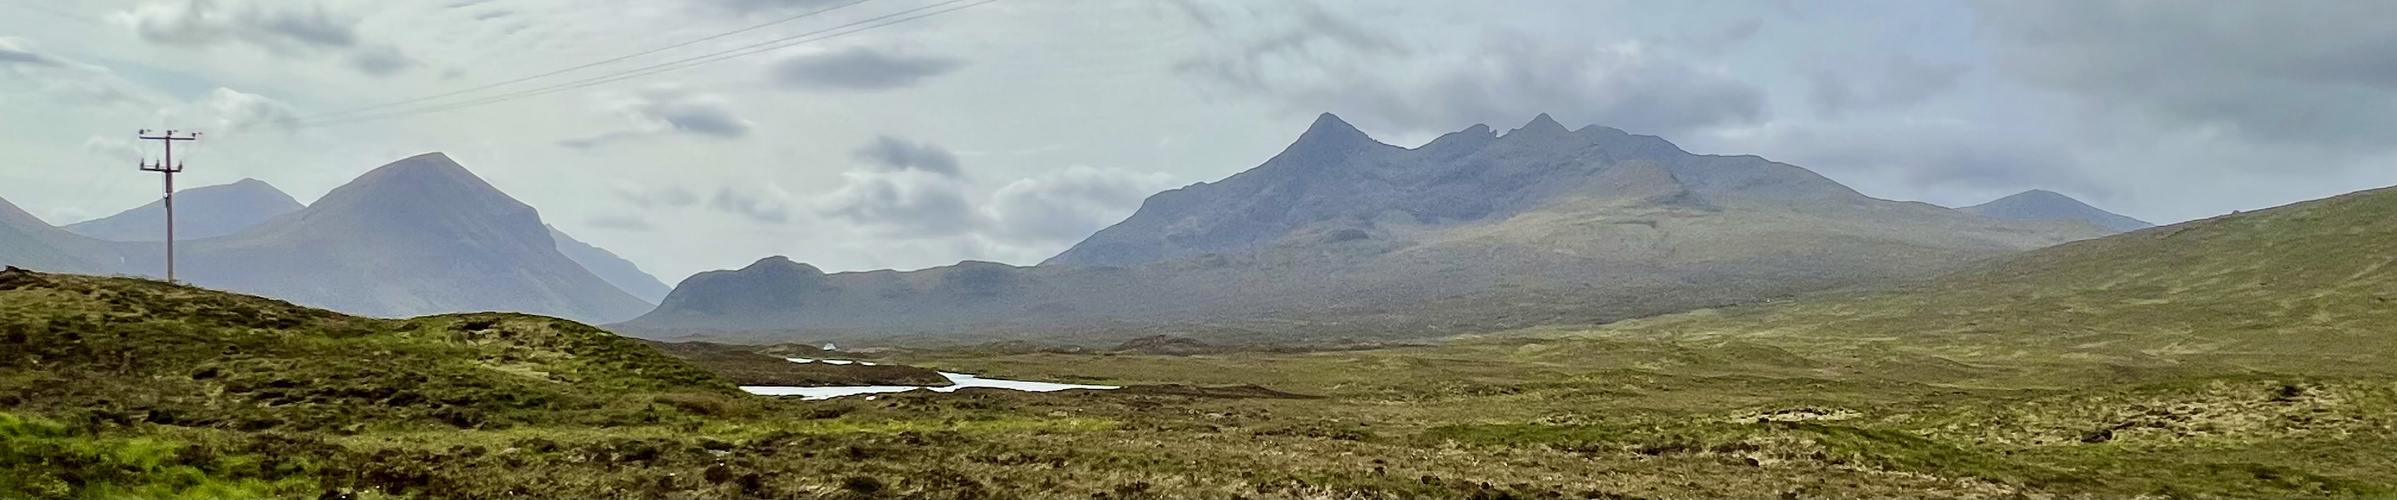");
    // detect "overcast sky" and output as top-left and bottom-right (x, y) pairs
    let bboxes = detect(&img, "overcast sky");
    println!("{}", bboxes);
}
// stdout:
(4, 0), (2392, 283)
